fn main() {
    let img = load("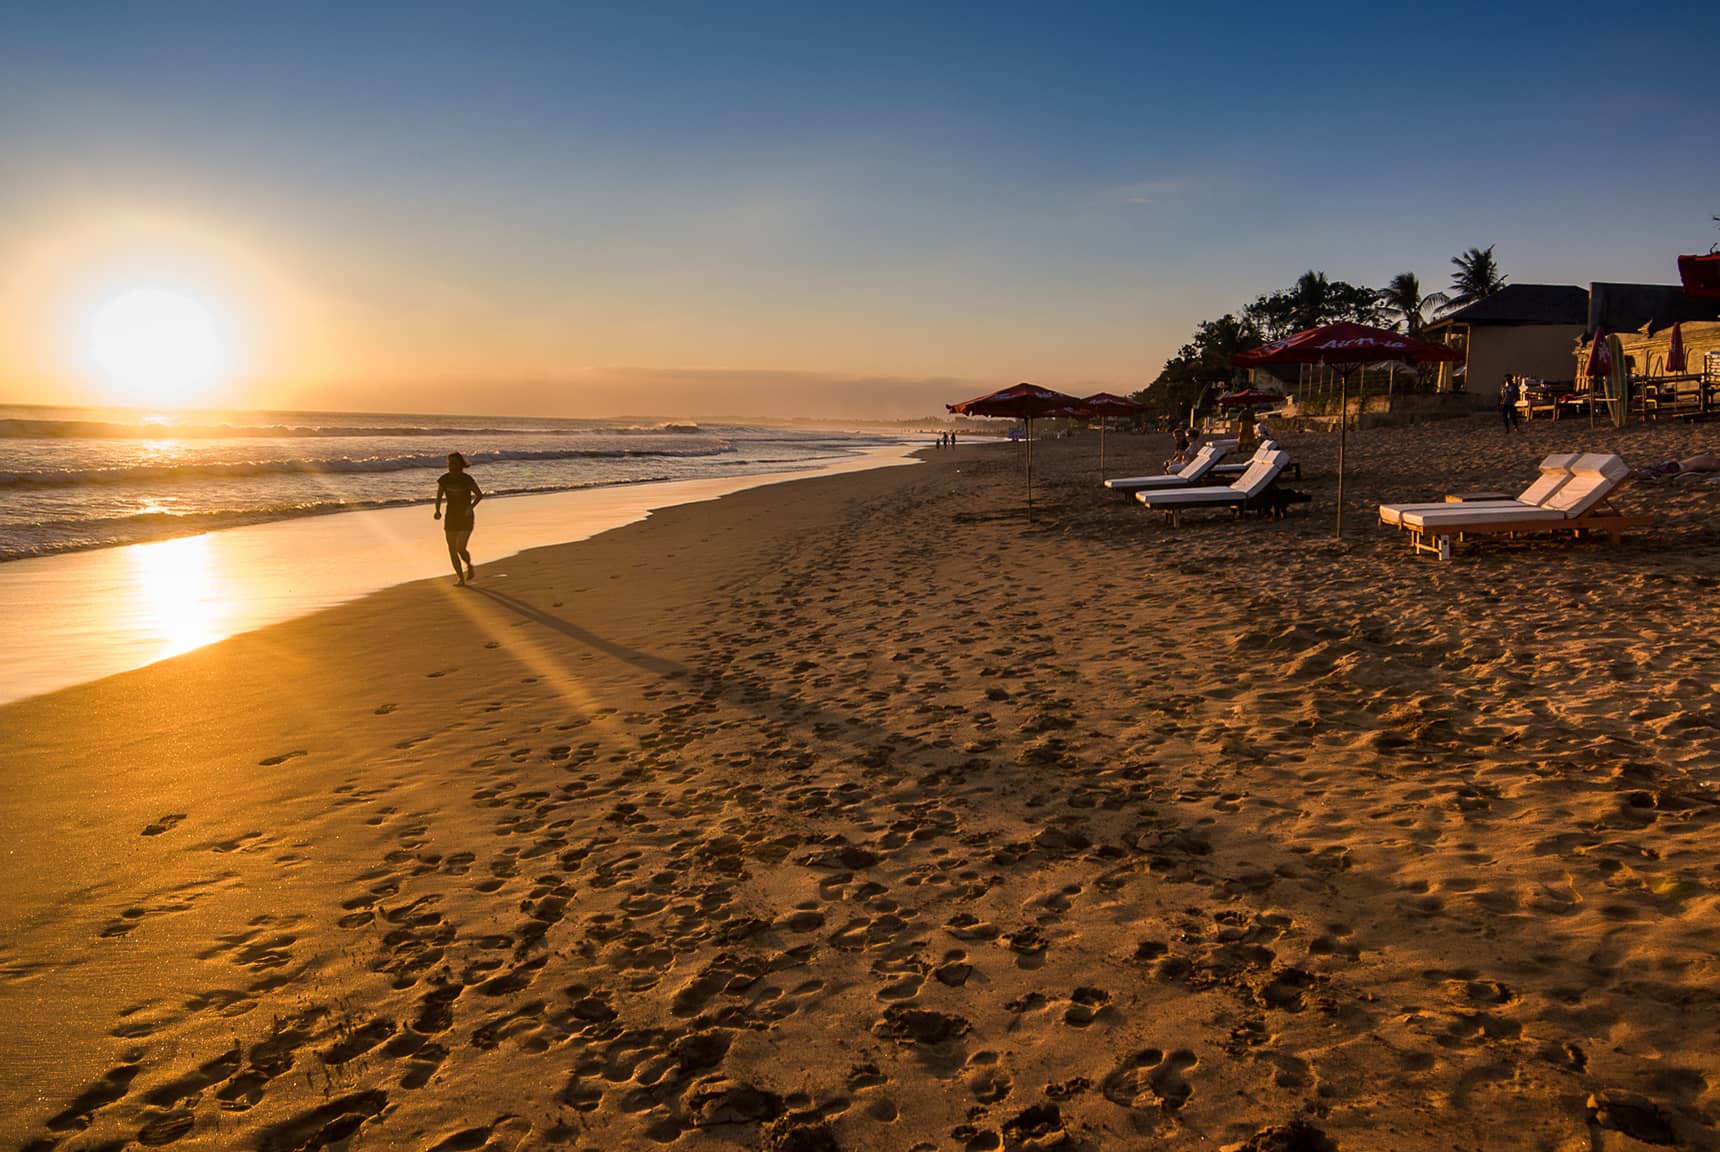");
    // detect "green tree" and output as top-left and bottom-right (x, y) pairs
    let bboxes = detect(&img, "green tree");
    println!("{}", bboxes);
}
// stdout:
(1441, 246), (1506, 314)
(1244, 271), (1379, 338)
(1378, 272), (1442, 336)
(1143, 313), (1263, 419)
(1325, 280), (1385, 325)
(1244, 289), (1299, 341)
(1291, 270), (1331, 330)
